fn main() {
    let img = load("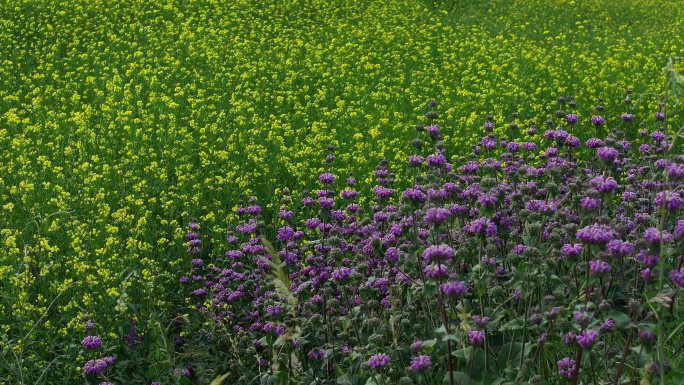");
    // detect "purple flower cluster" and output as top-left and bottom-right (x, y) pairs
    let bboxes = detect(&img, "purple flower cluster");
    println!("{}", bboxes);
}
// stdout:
(557, 358), (576, 378)
(576, 329), (599, 348)
(168, 99), (684, 384)
(409, 355), (431, 372)
(368, 353), (390, 369)
(83, 356), (115, 375)
(576, 224), (613, 244)
(422, 244), (455, 262)
(81, 335), (102, 349)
